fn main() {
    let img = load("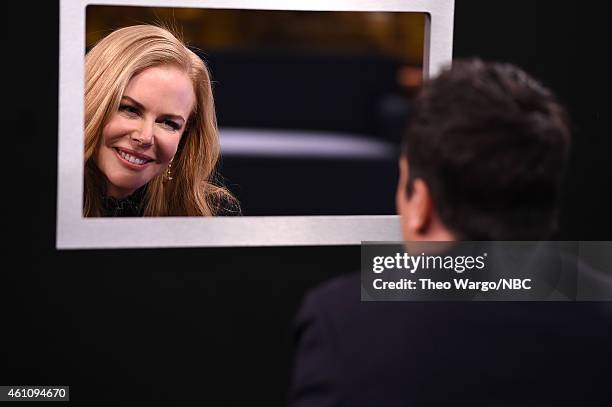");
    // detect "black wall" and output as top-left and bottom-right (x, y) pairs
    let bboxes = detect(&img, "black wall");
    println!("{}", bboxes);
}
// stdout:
(3, 1), (609, 406)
